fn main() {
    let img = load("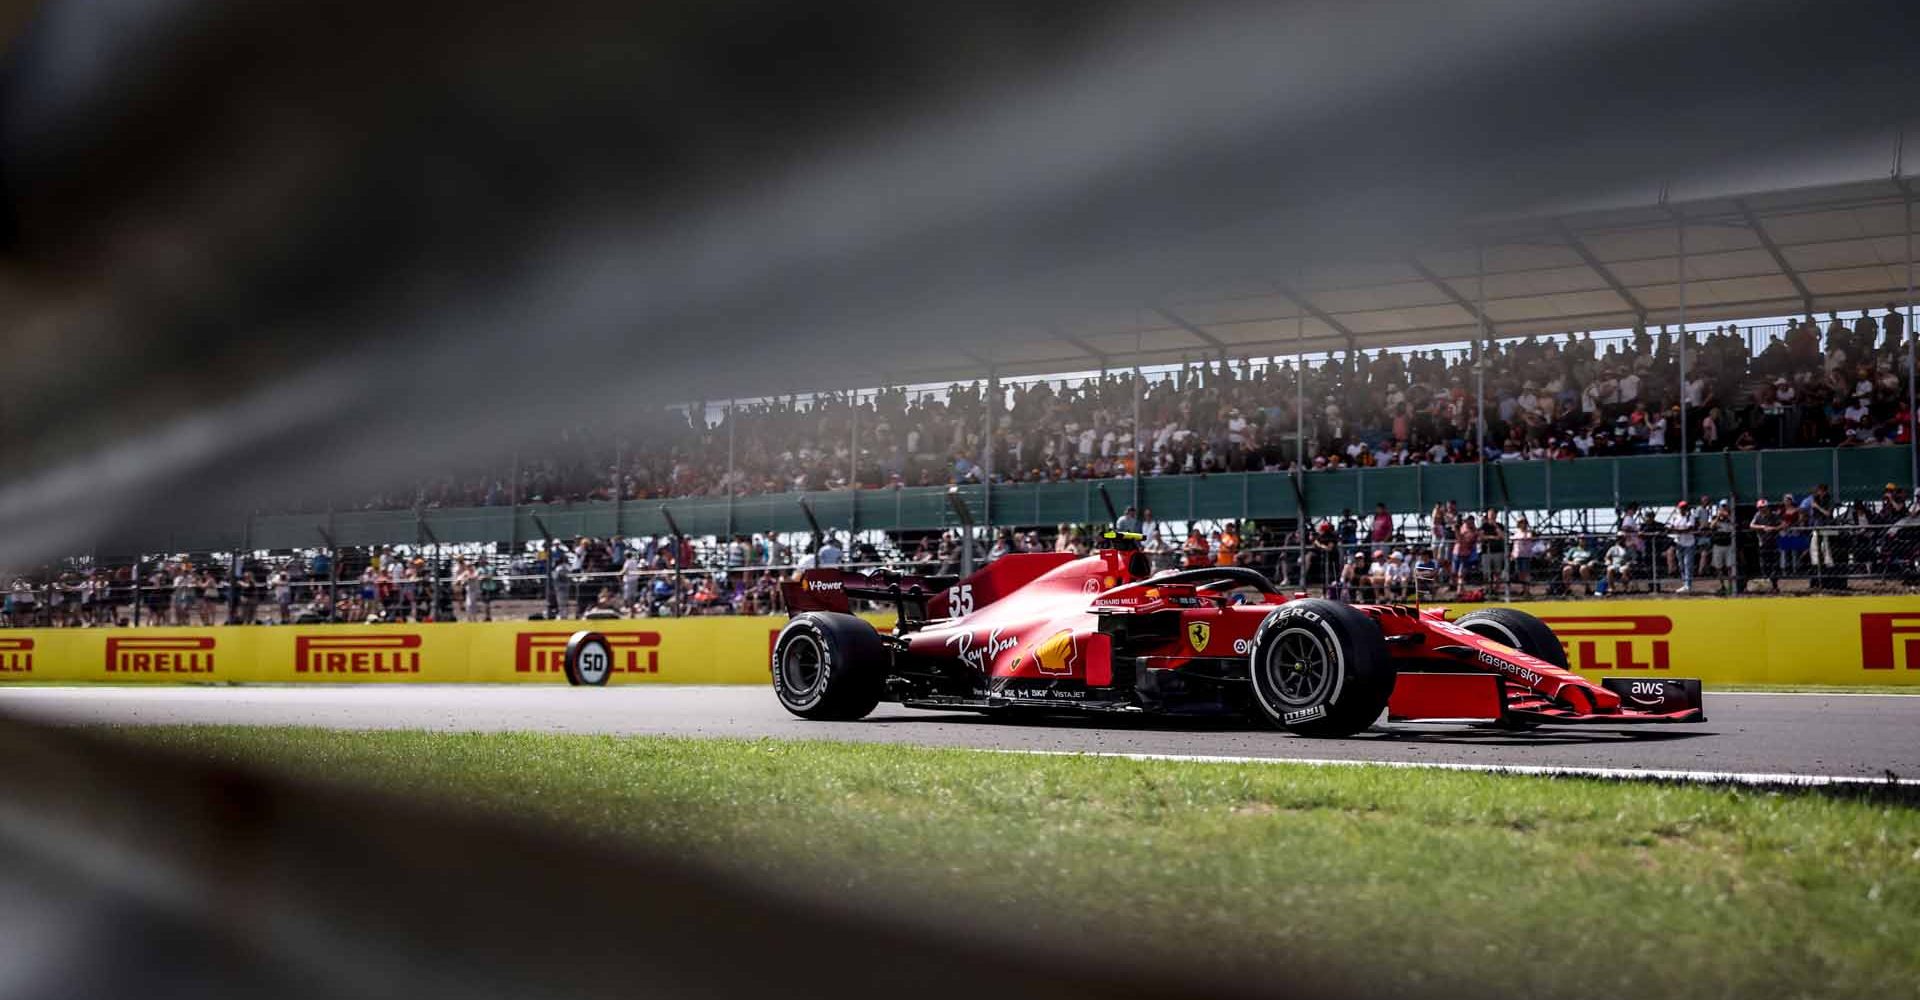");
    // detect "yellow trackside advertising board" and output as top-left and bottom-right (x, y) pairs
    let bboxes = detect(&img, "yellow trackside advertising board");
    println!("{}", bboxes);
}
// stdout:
(0, 619), (802, 684)
(0, 597), (1914, 686)
(1444, 595), (1920, 686)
